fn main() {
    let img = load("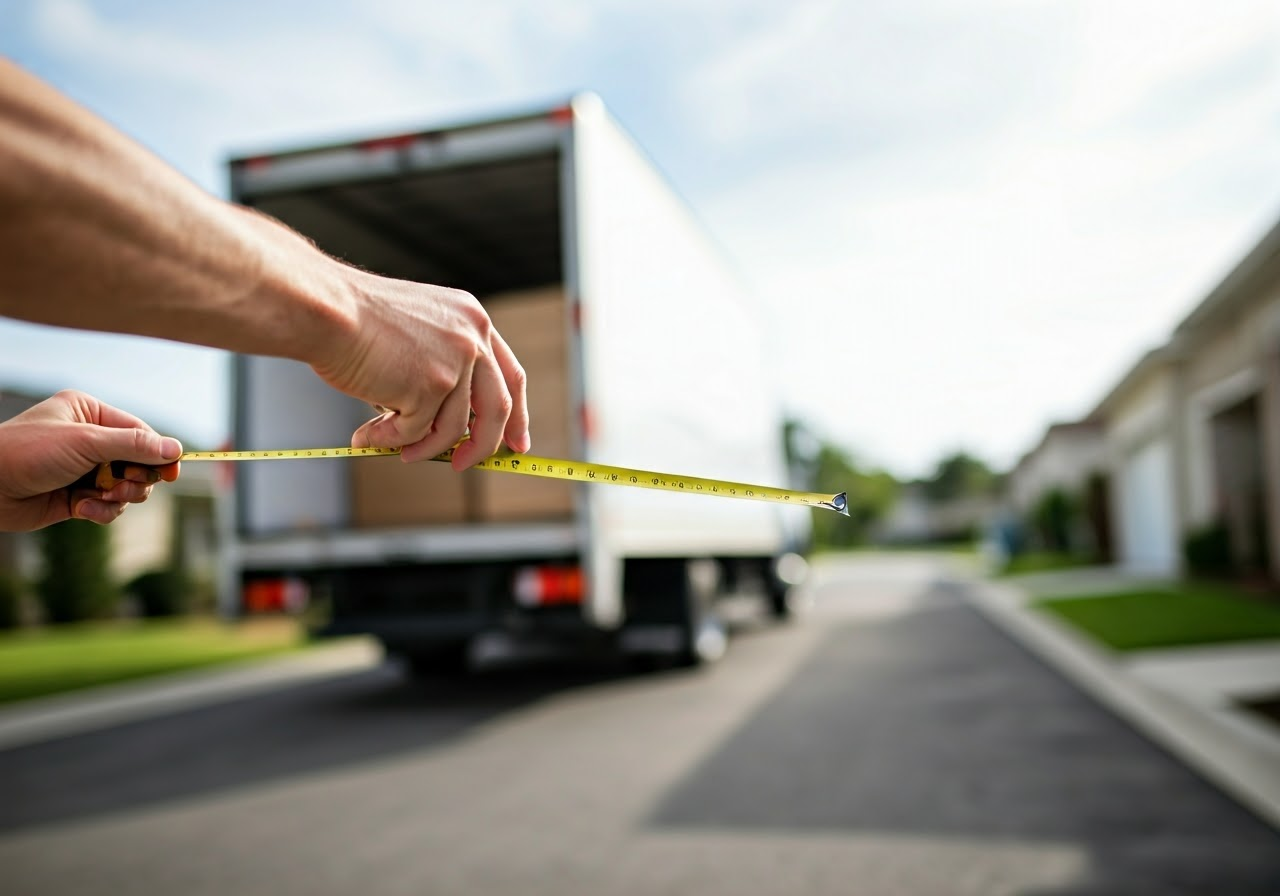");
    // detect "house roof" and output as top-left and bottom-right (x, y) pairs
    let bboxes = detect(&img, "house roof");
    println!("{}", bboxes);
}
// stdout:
(1174, 216), (1280, 343)
(1087, 344), (1184, 423)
